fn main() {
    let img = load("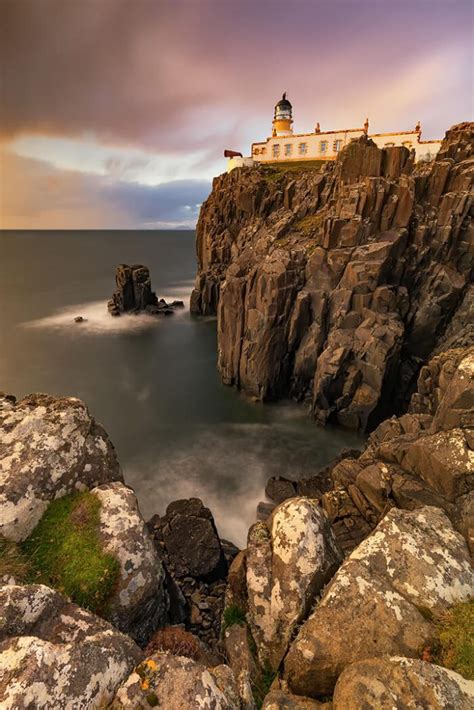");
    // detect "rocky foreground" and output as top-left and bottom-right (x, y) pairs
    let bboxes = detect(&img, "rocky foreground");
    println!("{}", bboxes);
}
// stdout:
(0, 123), (473, 709)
